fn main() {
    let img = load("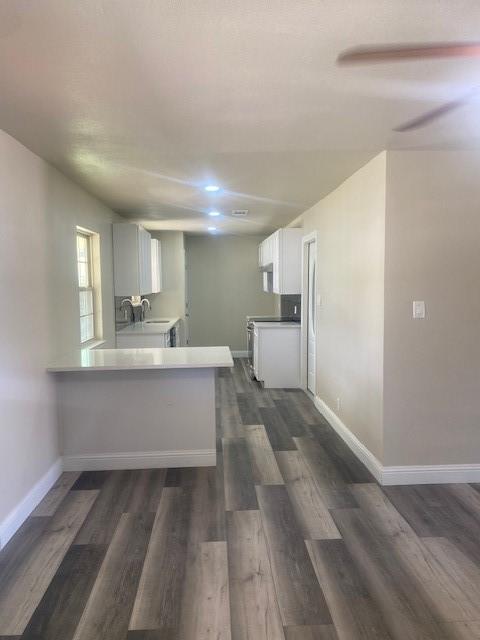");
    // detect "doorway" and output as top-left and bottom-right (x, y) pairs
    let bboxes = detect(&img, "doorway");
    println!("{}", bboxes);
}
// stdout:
(301, 232), (317, 394)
